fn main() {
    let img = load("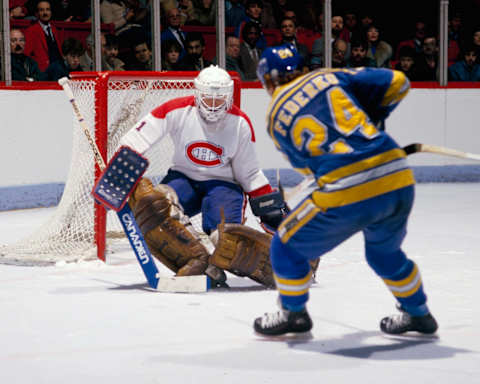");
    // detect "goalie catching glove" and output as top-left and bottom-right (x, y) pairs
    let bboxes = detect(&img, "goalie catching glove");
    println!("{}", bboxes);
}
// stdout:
(129, 178), (212, 277)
